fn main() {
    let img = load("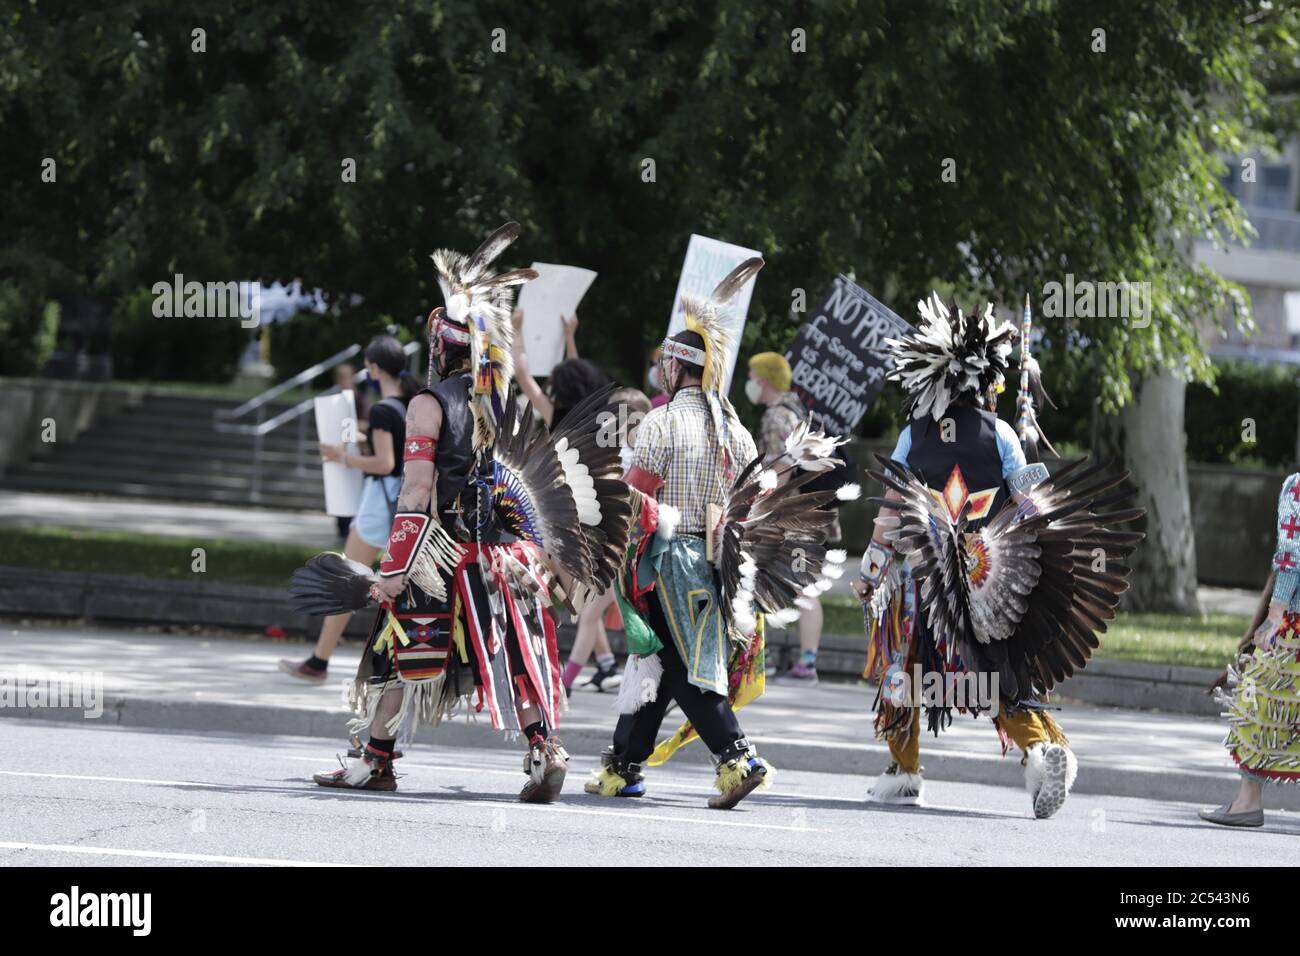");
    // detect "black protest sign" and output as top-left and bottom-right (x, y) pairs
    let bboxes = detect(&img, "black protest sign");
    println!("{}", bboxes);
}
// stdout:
(785, 276), (910, 436)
